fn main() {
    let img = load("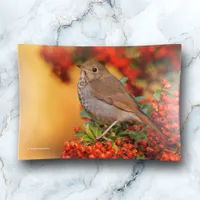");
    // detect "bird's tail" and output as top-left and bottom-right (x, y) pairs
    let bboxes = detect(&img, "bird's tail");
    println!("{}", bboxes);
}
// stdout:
(136, 112), (168, 142)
